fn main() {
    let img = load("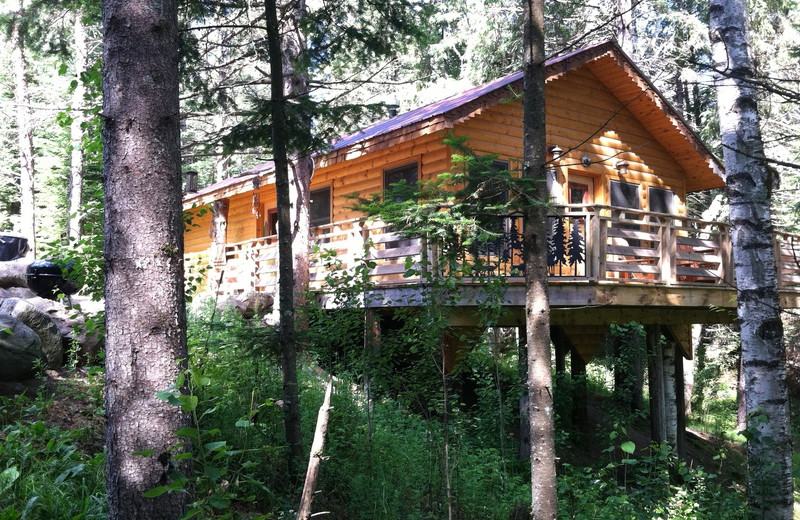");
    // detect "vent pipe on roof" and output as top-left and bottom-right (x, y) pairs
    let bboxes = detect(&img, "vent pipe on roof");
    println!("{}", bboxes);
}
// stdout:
(184, 169), (199, 193)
